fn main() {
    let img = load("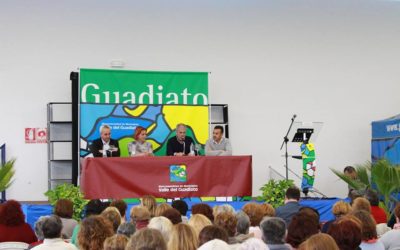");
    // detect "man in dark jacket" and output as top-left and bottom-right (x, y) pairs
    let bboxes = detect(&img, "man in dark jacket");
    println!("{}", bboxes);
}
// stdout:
(89, 124), (120, 157)
(275, 186), (302, 226)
